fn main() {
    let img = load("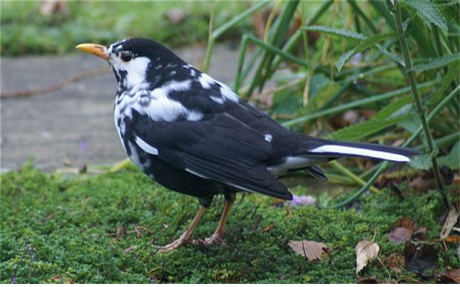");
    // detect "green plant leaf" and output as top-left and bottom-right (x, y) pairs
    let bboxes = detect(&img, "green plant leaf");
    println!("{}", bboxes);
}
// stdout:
(336, 33), (397, 72)
(328, 95), (413, 141)
(427, 63), (459, 109)
(404, 0), (448, 30)
(302, 25), (366, 40)
(329, 115), (408, 141)
(438, 141), (460, 169)
(409, 153), (432, 170)
(408, 53), (460, 73)
(398, 112), (422, 134)
(373, 94), (413, 121)
(327, 93), (413, 141)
